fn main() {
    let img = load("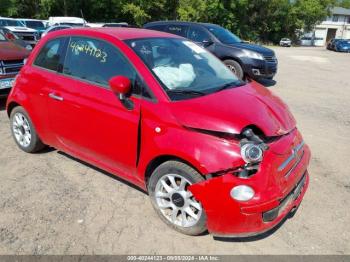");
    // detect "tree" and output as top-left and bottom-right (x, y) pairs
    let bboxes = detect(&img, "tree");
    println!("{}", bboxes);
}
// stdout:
(337, 0), (350, 8)
(0, 0), (339, 43)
